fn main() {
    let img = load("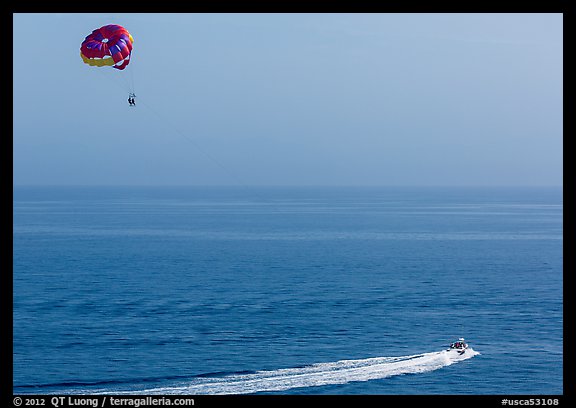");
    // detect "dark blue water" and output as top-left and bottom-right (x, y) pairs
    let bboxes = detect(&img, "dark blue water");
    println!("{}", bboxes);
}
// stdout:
(13, 186), (563, 394)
